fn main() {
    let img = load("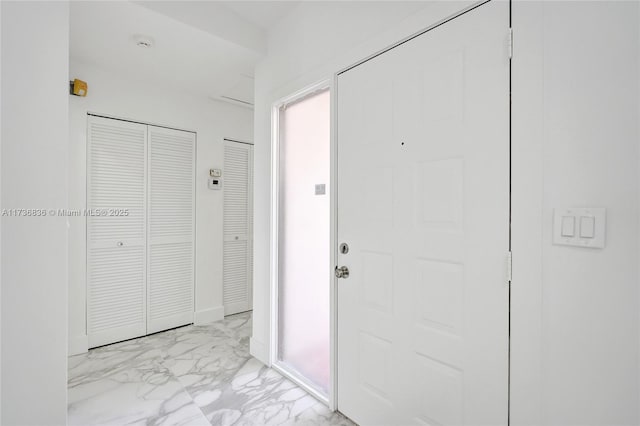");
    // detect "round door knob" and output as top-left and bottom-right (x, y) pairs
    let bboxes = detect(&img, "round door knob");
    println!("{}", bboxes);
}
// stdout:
(117, 241), (124, 247)
(335, 266), (350, 279)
